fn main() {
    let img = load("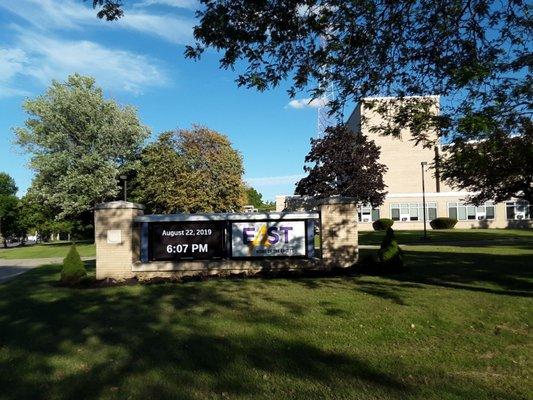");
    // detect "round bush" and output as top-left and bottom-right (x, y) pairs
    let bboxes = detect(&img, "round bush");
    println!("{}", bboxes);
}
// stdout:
(372, 218), (394, 231)
(430, 217), (458, 230)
